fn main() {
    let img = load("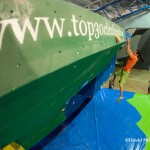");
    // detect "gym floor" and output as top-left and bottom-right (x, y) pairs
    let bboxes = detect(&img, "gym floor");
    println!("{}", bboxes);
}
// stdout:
(104, 67), (150, 94)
